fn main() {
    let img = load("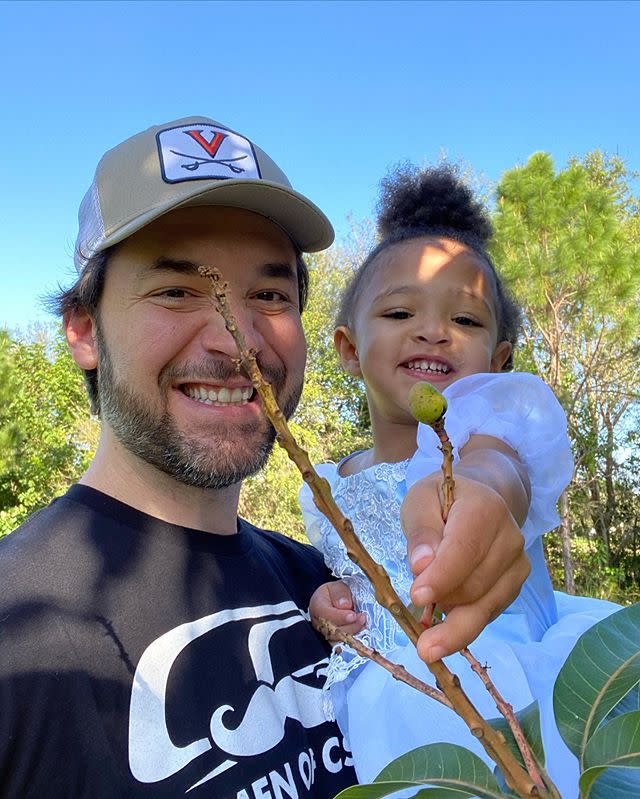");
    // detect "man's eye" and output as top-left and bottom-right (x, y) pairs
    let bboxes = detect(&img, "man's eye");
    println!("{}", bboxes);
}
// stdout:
(153, 288), (193, 299)
(454, 316), (480, 327)
(254, 290), (289, 302)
